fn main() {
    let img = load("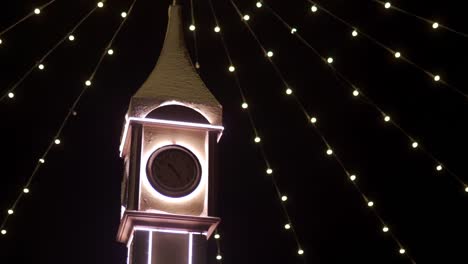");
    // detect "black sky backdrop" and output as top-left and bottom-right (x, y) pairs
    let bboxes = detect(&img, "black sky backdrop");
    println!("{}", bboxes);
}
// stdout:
(0, 0), (467, 263)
